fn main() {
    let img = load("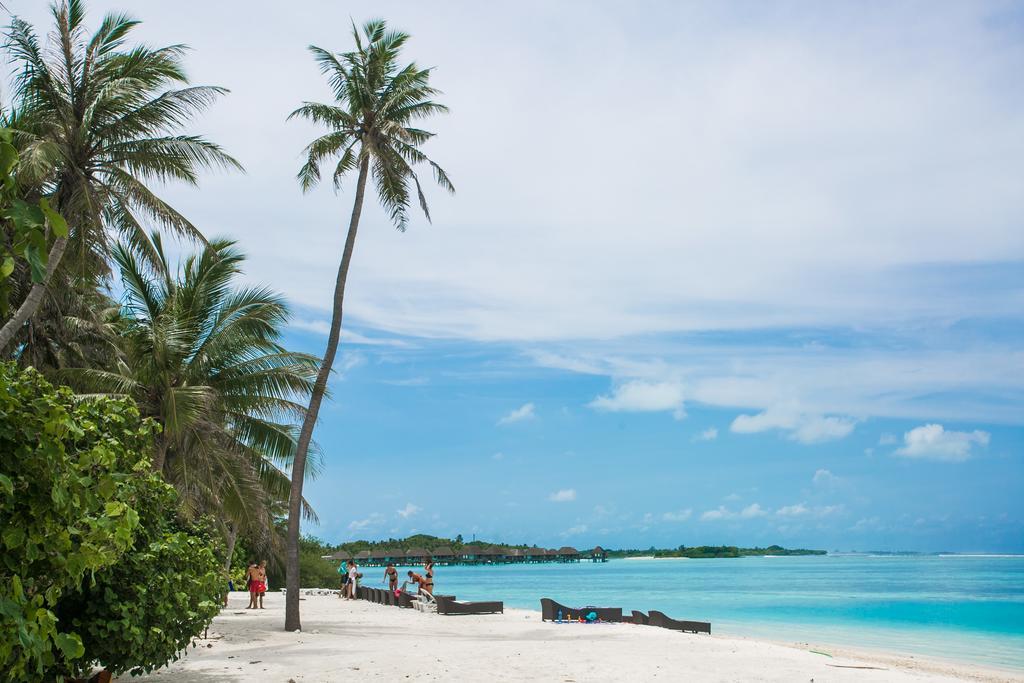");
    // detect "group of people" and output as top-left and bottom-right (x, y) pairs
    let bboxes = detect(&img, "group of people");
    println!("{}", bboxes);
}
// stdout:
(339, 556), (435, 599)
